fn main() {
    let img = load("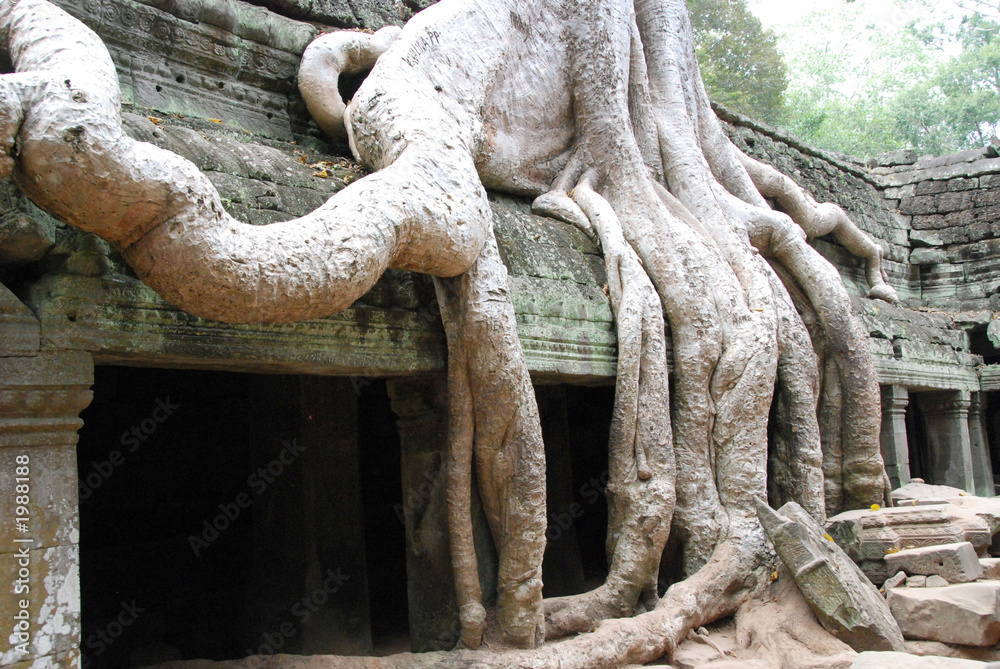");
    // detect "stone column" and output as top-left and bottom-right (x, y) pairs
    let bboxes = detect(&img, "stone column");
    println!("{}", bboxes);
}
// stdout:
(968, 392), (994, 497)
(879, 385), (911, 491)
(0, 350), (94, 667)
(245, 376), (372, 656)
(918, 390), (975, 493)
(386, 375), (497, 653)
